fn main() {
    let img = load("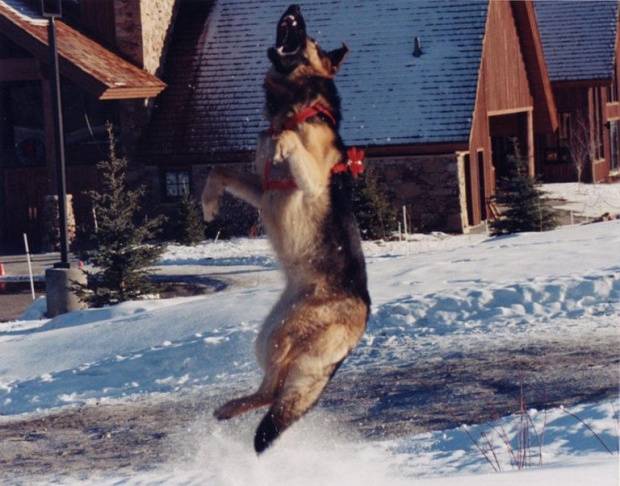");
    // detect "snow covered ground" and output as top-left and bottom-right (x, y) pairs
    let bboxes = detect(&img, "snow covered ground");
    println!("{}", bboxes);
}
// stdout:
(1, 218), (619, 484)
(543, 182), (620, 219)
